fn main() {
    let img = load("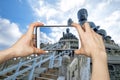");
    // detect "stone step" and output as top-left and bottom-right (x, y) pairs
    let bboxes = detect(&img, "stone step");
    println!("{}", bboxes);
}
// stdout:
(33, 67), (47, 78)
(16, 74), (27, 80)
(37, 67), (59, 80)
(0, 75), (7, 80)
(34, 67), (47, 74)
(35, 76), (54, 80)
(41, 60), (50, 68)
(45, 68), (59, 75)
(16, 67), (47, 80)
(40, 73), (58, 79)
